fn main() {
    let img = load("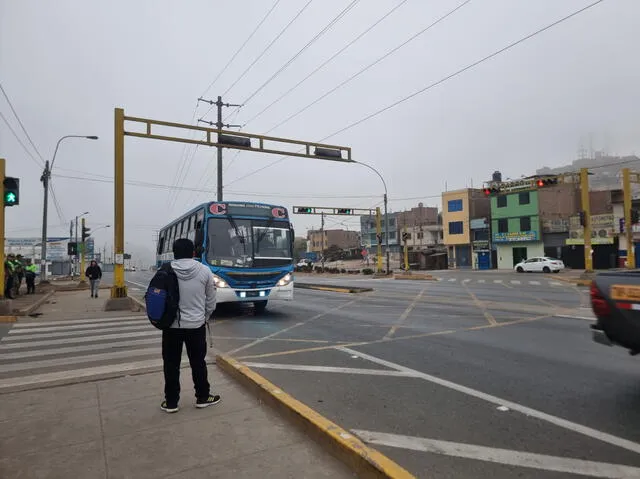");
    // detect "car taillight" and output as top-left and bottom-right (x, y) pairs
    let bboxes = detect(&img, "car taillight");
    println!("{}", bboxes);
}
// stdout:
(590, 281), (611, 317)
